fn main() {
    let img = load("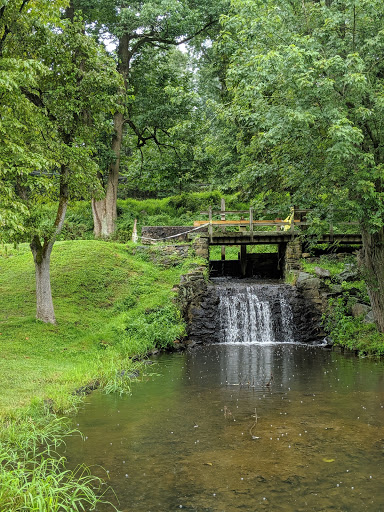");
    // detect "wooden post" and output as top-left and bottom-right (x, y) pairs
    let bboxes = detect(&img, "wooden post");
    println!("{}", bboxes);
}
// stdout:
(209, 205), (213, 244)
(240, 244), (247, 277)
(290, 206), (295, 239)
(221, 198), (226, 261)
(329, 206), (334, 242)
(329, 222), (334, 242)
(289, 205), (300, 240)
(249, 207), (254, 242)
